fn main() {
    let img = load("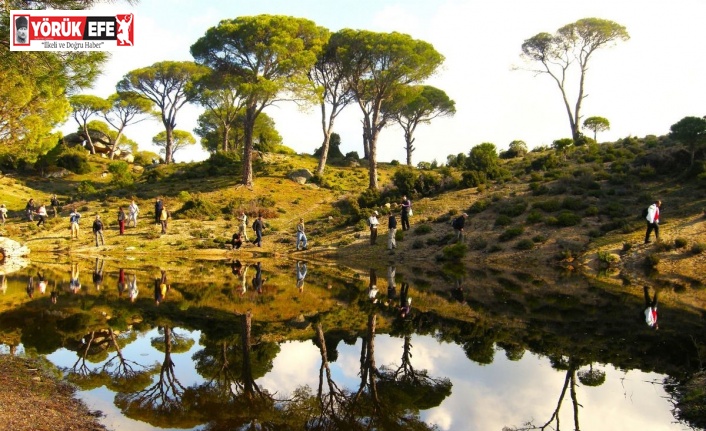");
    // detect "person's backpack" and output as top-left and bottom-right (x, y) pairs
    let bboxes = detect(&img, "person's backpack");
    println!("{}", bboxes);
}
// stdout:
(452, 217), (461, 229)
(642, 207), (649, 218)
